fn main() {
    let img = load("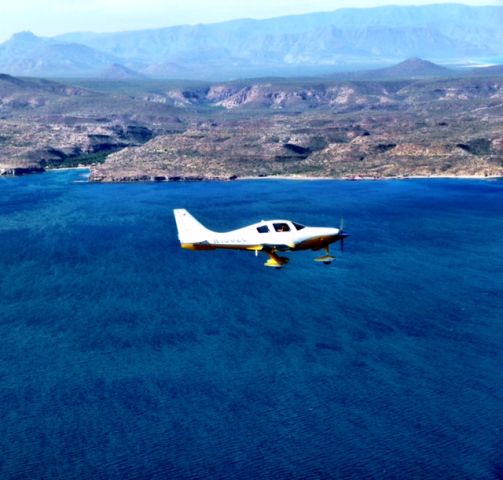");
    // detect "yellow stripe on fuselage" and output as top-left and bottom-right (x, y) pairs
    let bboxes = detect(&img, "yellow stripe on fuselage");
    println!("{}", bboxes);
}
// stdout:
(181, 243), (263, 251)
(181, 236), (336, 252)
